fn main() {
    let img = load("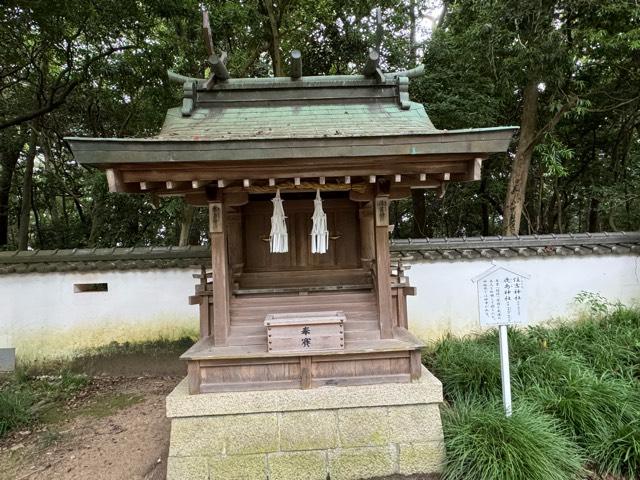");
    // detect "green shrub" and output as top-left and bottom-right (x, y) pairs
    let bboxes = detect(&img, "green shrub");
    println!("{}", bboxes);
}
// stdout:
(0, 370), (89, 438)
(591, 417), (640, 479)
(0, 389), (33, 436)
(513, 351), (586, 391)
(424, 336), (502, 401)
(426, 306), (640, 478)
(442, 400), (584, 480)
(477, 327), (543, 360)
(549, 308), (640, 380)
